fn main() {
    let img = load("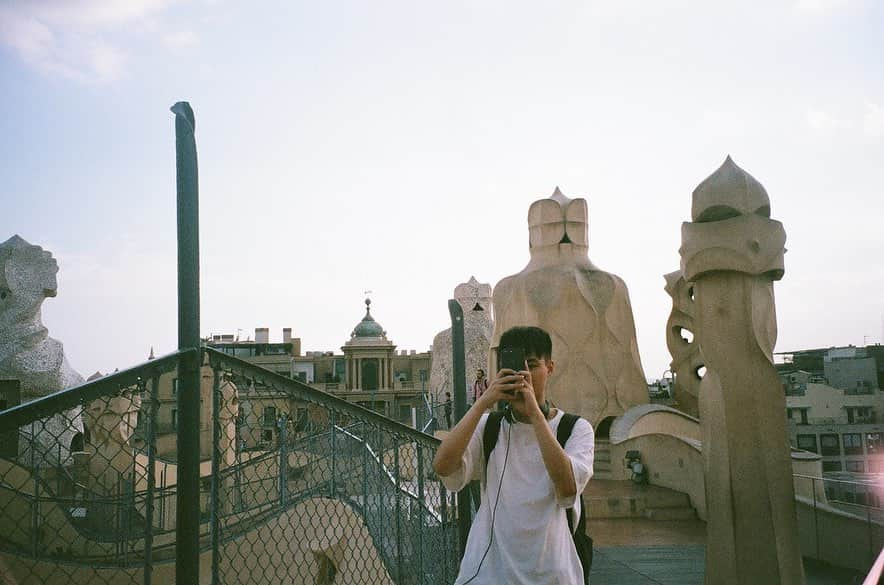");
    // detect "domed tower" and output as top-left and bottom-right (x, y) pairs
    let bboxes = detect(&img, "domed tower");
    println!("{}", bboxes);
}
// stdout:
(342, 298), (397, 391)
